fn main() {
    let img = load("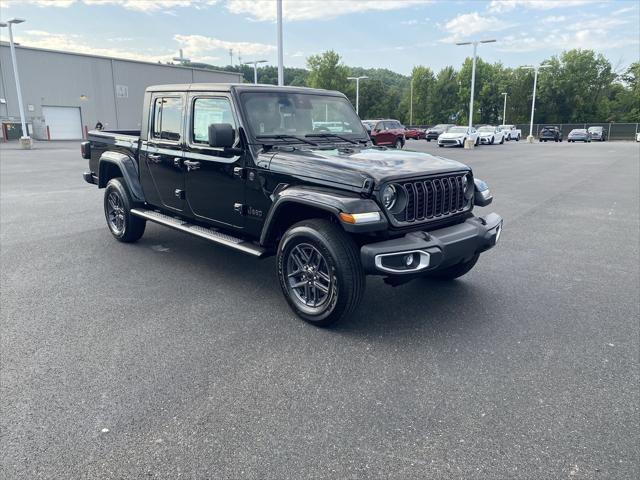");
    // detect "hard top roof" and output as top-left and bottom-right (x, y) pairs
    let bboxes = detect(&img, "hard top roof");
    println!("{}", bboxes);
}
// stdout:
(145, 83), (345, 96)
